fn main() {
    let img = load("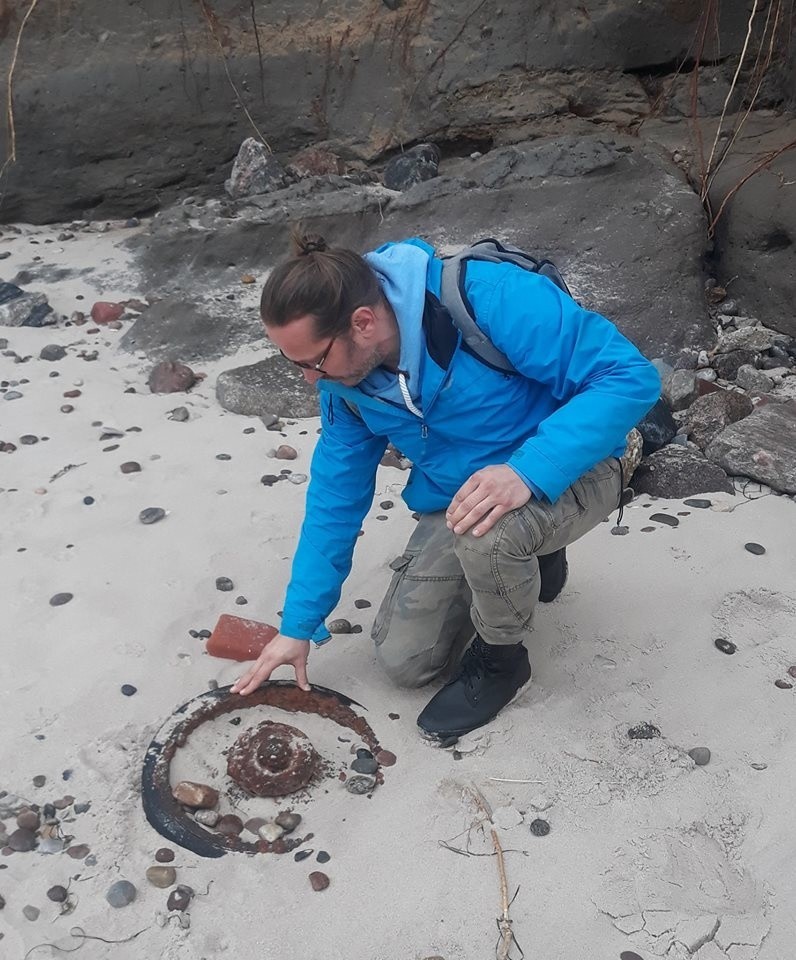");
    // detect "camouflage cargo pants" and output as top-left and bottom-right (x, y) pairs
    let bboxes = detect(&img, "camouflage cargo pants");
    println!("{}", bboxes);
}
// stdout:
(372, 457), (623, 688)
